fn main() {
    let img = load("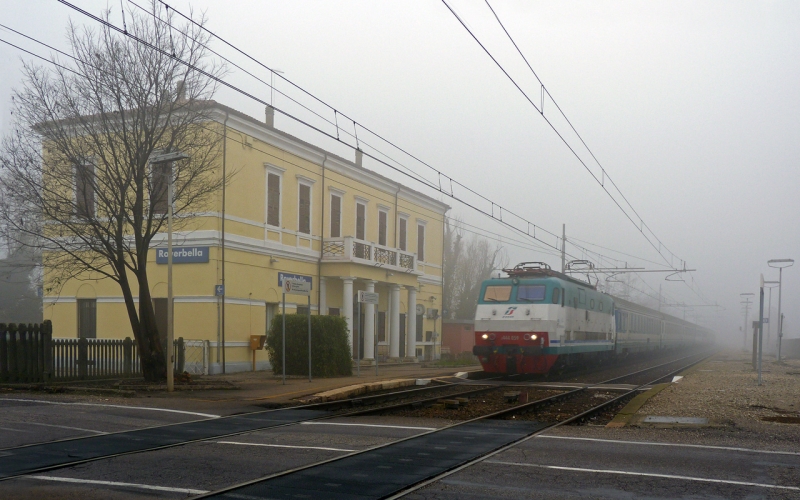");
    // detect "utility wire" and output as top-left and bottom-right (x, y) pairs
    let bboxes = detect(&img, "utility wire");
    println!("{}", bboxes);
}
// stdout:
(443, 0), (685, 271)
(45, 2), (702, 309)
